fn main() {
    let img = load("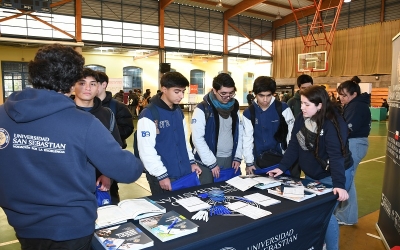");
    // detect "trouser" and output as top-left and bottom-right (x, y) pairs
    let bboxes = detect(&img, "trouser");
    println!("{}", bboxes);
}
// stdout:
(109, 181), (120, 205)
(145, 173), (177, 196)
(198, 156), (232, 185)
(18, 234), (92, 250)
(334, 137), (369, 224)
(307, 165), (355, 250)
